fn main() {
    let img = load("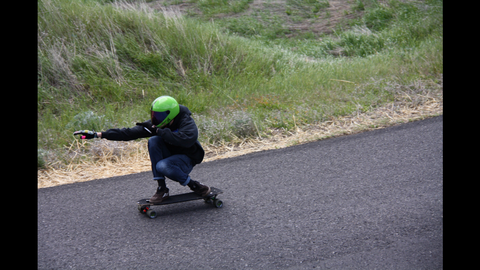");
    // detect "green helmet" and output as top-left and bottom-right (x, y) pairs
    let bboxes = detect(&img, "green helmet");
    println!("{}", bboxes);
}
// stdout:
(150, 96), (180, 127)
